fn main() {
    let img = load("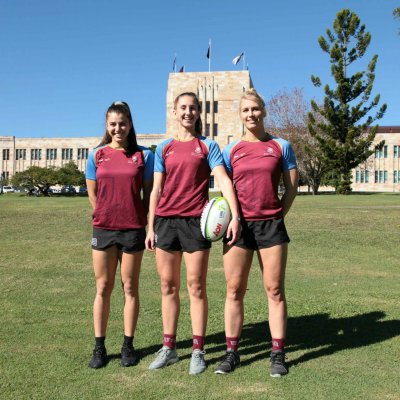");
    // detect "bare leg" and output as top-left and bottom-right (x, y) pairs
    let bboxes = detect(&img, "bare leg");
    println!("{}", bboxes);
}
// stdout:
(92, 247), (119, 337)
(257, 243), (288, 339)
(222, 245), (253, 337)
(183, 249), (210, 336)
(119, 250), (143, 336)
(155, 248), (182, 335)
